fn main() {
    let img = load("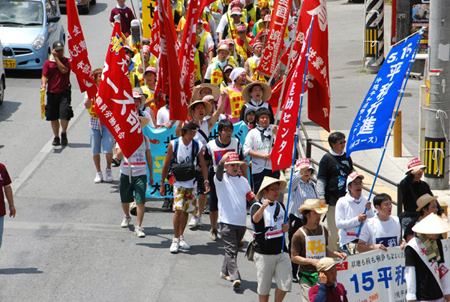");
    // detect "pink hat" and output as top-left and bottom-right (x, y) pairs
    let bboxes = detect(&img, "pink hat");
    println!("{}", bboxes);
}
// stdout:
(225, 152), (245, 165)
(231, 0), (243, 7)
(295, 158), (314, 173)
(253, 41), (263, 48)
(225, 38), (235, 45)
(264, 14), (271, 22)
(124, 45), (133, 52)
(347, 171), (364, 185)
(132, 90), (141, 98)
(231, 7), (243, 16)
(406, 158), (426, 174)
(236, 24), (247, 32)
(145, 66), (157, 75)
(142, 45), (150, 53)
